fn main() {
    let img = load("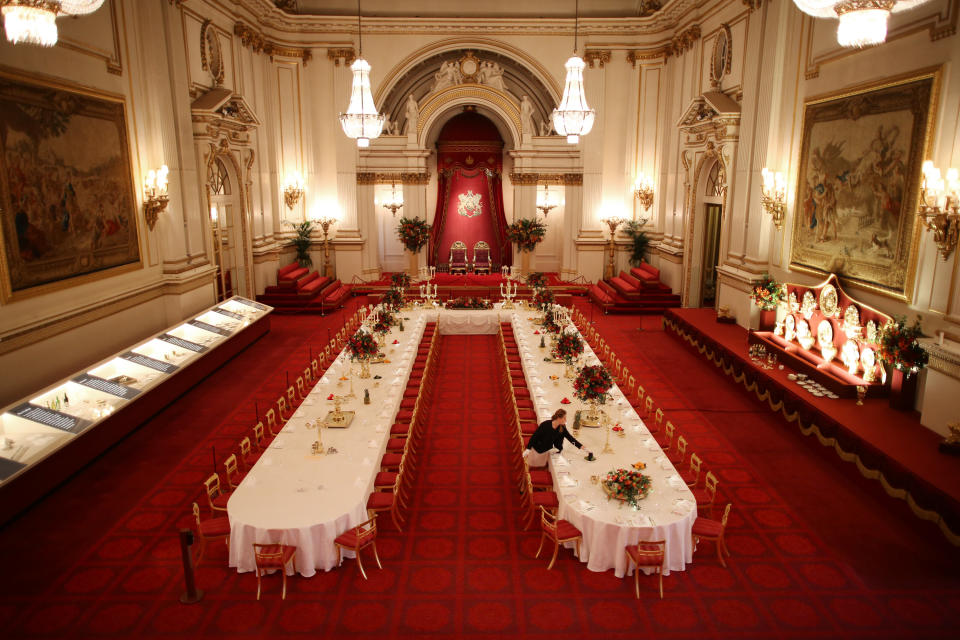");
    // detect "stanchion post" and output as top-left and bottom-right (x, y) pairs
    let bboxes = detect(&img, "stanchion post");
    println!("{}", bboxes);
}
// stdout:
(178, 529), (204, 604)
